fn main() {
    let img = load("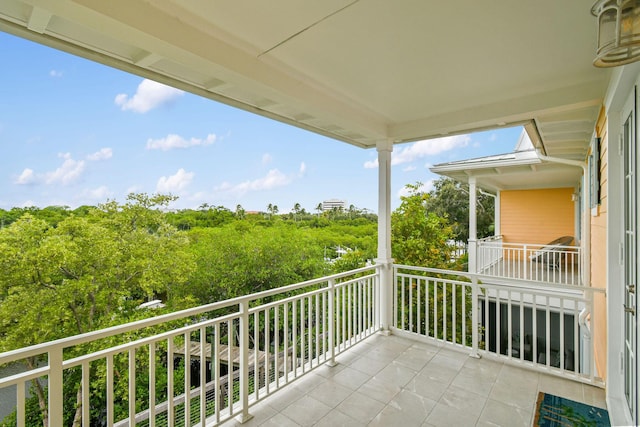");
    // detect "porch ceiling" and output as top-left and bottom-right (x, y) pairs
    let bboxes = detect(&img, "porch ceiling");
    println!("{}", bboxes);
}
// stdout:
(0, 0), (609, 159)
